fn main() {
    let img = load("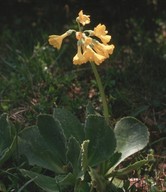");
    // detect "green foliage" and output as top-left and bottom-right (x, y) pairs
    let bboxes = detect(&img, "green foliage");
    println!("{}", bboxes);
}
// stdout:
(19, 125), (65, 173)
(20, 170), (75, 192)
(85, 115), (116, 166)
(53, 108), (84, 143)
(0, 114), (16, 166)
(114, 117), (149, 166)
(18, 108), (149, 191)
